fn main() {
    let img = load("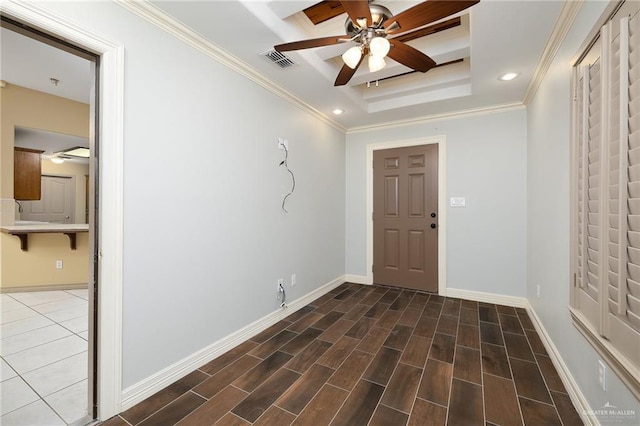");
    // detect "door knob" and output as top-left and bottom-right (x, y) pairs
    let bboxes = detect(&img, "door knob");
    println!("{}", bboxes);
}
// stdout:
(430, 223), (437, 229)
(430, 212), (436, 218)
